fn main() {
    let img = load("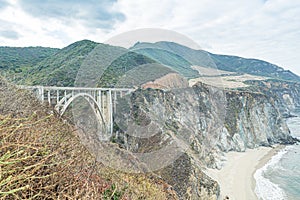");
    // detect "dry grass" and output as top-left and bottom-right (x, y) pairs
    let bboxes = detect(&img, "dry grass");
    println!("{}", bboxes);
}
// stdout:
(189, 74), (267, 89)
(0, 113), (110, 199)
